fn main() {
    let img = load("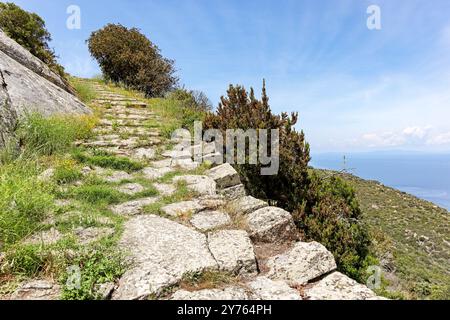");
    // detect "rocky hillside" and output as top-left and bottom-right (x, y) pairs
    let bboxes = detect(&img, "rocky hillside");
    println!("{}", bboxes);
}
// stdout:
(0, 80), (384, 300)
(316, 170), (450, 300)
(0, 29), (90, 147)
